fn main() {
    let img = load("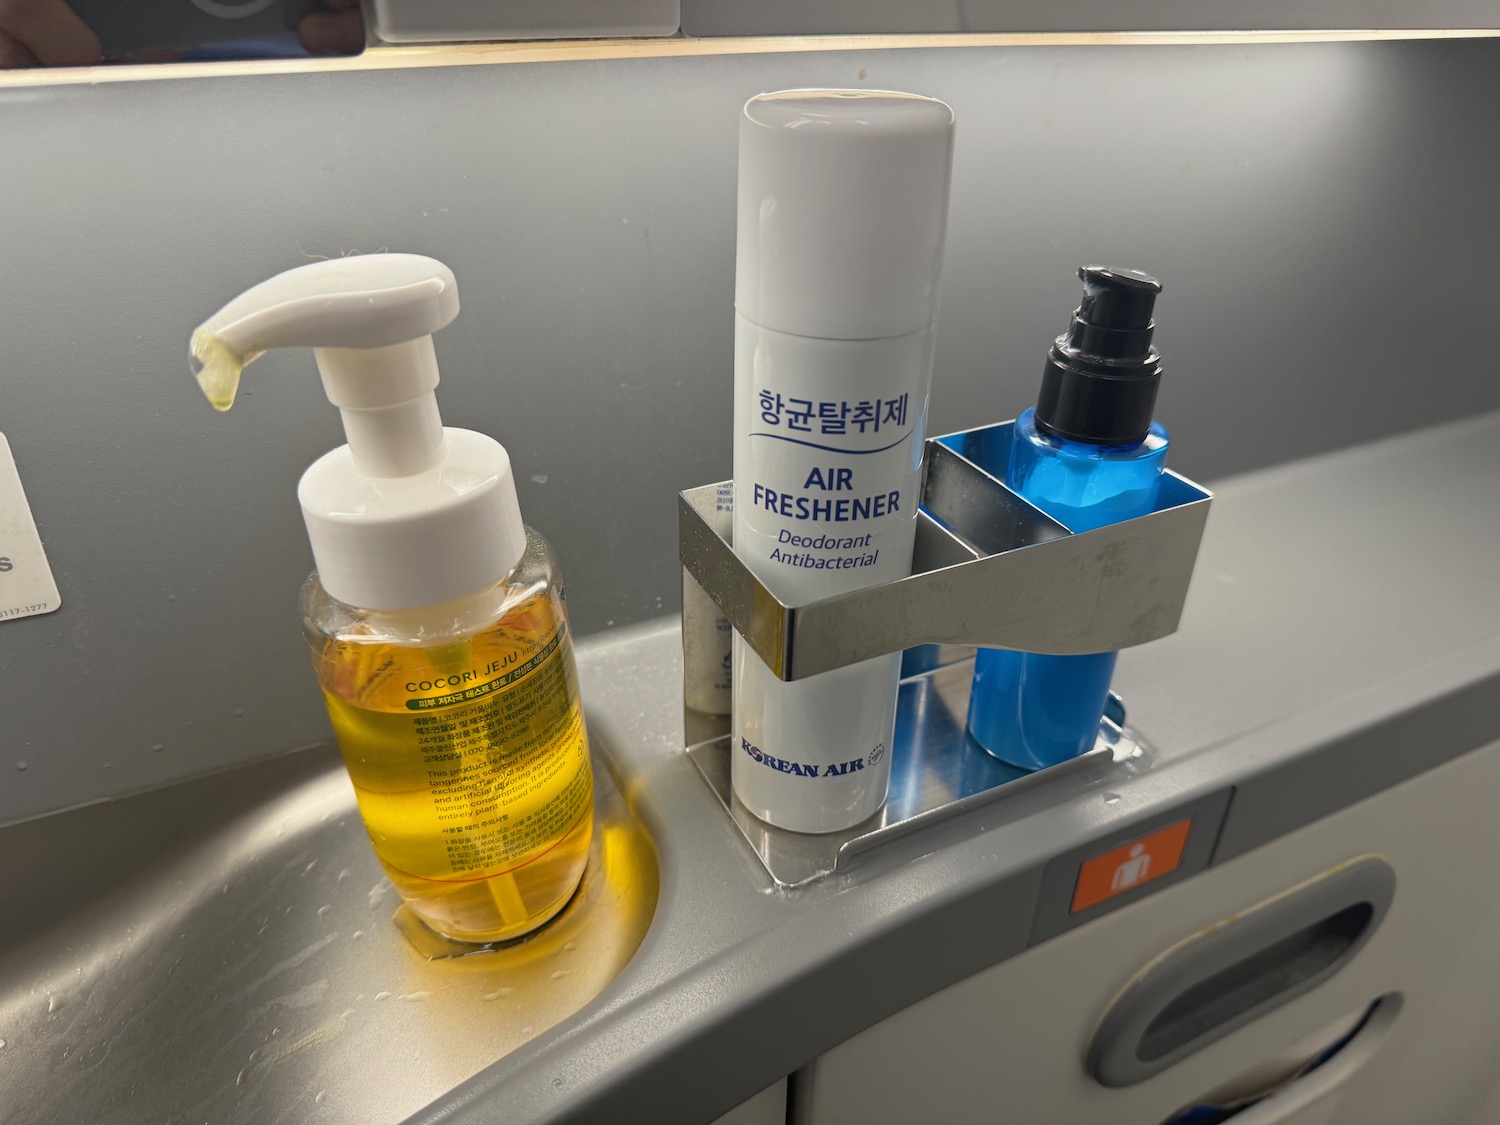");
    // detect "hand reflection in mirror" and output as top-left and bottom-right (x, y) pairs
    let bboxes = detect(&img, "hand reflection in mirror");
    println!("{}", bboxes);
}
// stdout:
(295, 0), (365, 57)
(0, 0), (365, 69)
